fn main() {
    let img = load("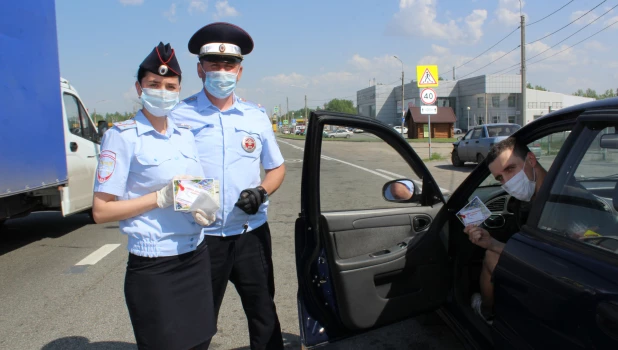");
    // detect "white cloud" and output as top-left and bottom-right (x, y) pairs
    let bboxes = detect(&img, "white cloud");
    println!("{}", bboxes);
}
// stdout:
(387, 0), (488, 44)
(431, 44), (450, 55)
(118, 0), (143, 5)
(605, 15), (618, 28)
(189, 0), (208, 14)
(214, 0), (239, 19)
(495, 0), (524, 27)
(584, 40), (607, 52)
(262, 73), (306, 86)
(570, 10), (601, 26)
(164, 3), (177, 22)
